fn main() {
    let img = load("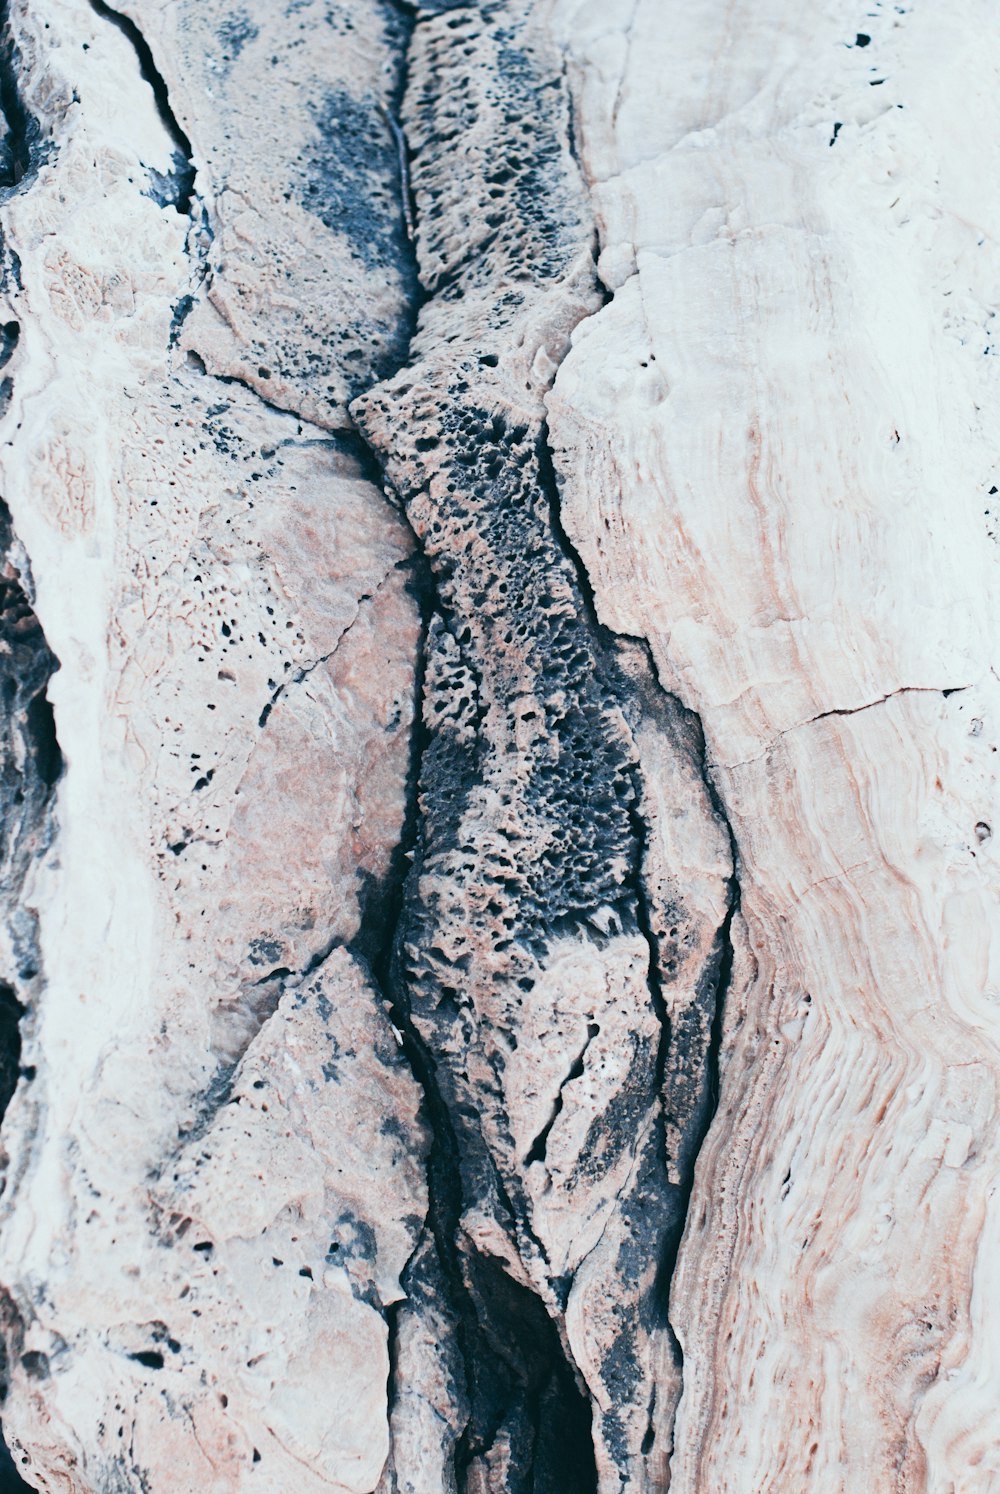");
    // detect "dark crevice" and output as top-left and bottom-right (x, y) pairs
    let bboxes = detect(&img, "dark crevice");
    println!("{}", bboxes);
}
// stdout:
(88, 0), (195, 212)
(539, 413), (743, 1448)
(0, 4), (44, 194)
(0, 18), (62, 1493)
(0, 983), (22, 1129)
(183, 354), (368, 444)
(345, 12), (602, 1487)
(524, 1023), (599, 1167)
(255, 584), (377, 729)
(349, 454), (598, 1494)
(810, 683), (967, 723)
